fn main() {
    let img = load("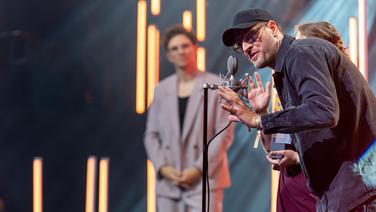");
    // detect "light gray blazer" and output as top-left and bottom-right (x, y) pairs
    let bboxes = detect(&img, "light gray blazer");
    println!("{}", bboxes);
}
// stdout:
(144, 72), (234, 198)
